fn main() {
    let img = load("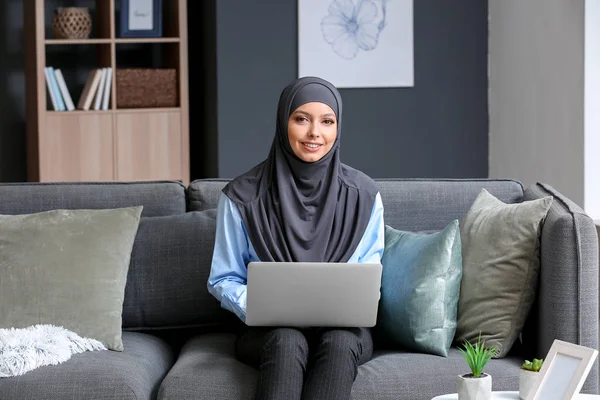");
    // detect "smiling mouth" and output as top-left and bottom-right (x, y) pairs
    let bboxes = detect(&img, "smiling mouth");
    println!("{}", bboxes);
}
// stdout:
(302, 142), (322, 151)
